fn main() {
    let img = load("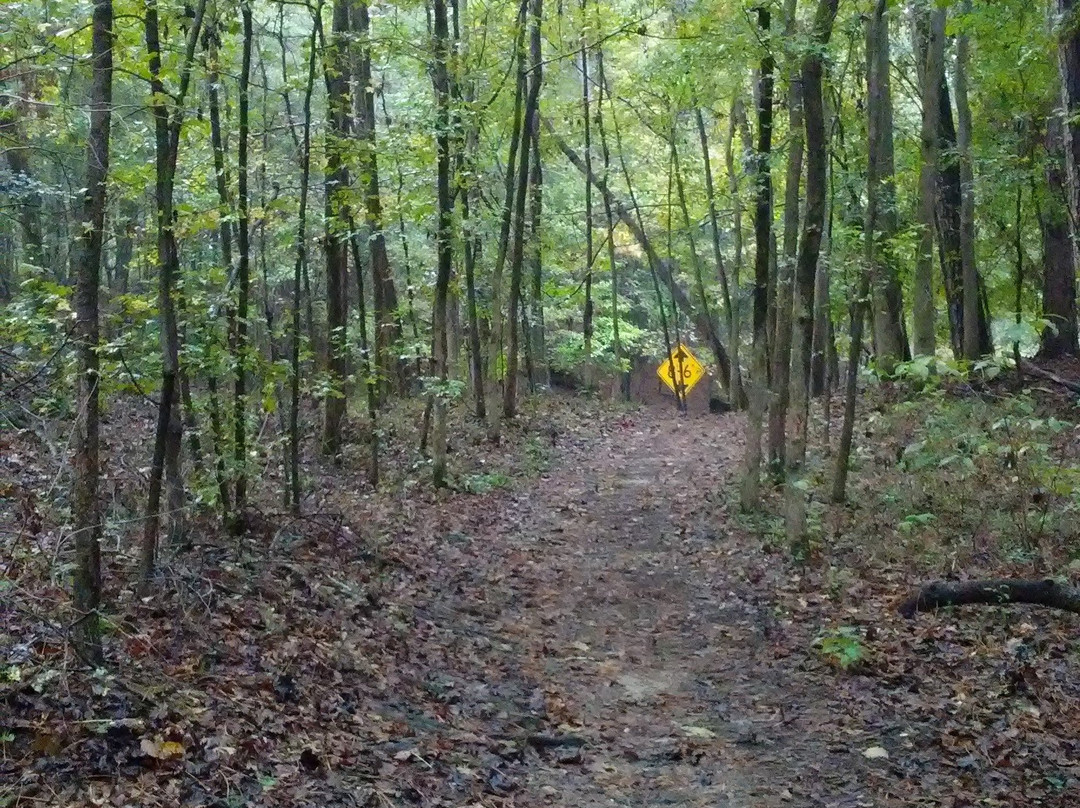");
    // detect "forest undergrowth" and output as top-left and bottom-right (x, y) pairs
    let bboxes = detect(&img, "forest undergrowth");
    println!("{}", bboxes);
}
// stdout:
(3, 379), (1080, 807)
